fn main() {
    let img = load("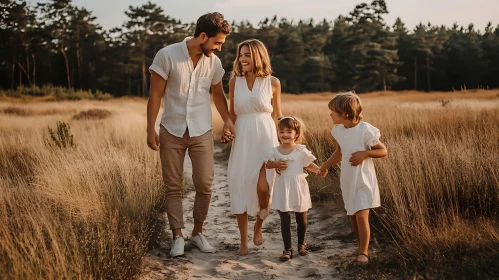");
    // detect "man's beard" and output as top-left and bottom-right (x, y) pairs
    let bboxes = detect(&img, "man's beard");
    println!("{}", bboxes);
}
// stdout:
(200, 42), (214, 56)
